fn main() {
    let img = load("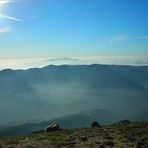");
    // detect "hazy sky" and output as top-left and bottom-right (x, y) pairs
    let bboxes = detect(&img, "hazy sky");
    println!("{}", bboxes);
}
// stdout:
(0, 0), (148, 68)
